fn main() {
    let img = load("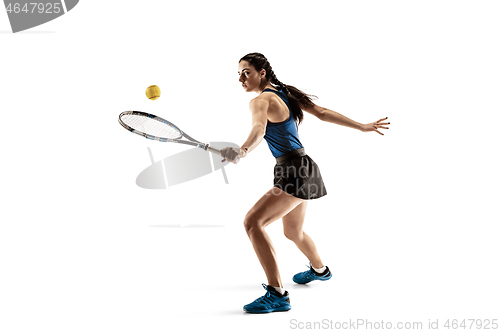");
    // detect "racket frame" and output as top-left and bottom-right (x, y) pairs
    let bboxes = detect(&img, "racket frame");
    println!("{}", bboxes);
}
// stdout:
(118, 111), (221, 155)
